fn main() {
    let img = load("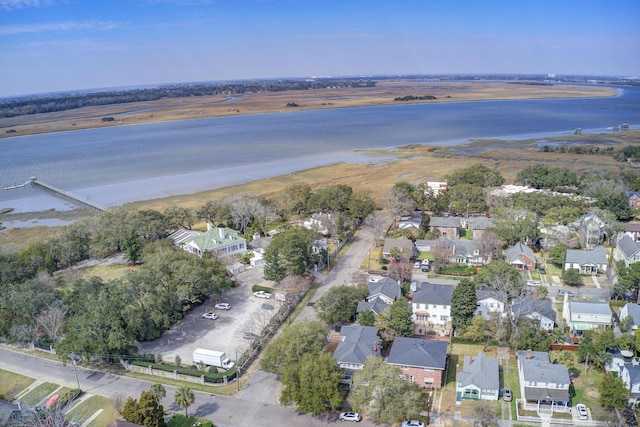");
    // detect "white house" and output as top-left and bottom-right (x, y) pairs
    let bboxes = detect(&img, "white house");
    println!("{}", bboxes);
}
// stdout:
(562, 301), (612, 334)
(474, 290), (507, 320)
(620, 303), (640, 331)
(511, 298), (555, 331)
(412, 283), (453, 328)
(621, 364), (640, 405)
(170, 224), (247, 258)
(564, 246), (608, 275)
(517, 350), (571, 414)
